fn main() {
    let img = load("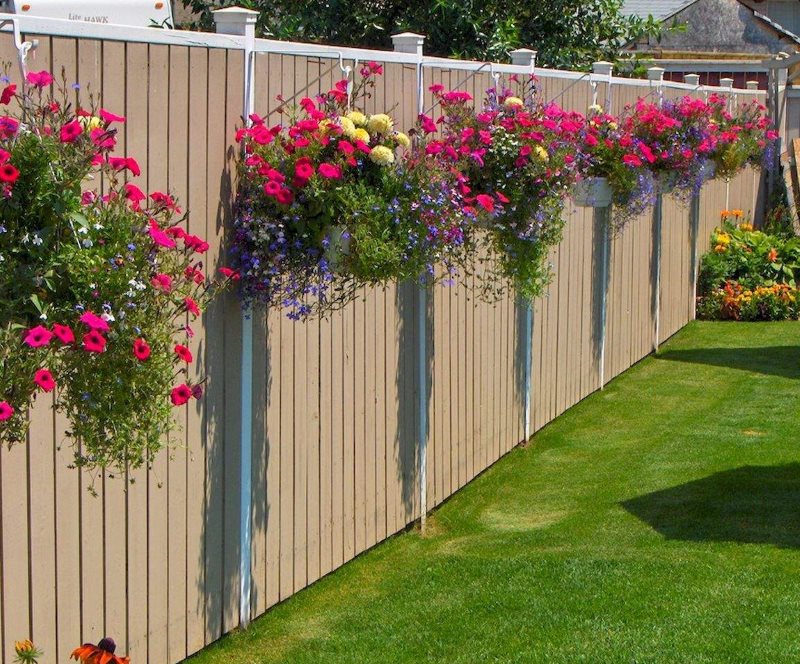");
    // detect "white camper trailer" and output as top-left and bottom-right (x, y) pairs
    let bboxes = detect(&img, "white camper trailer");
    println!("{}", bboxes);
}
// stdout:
(0, 0), (174, 28)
